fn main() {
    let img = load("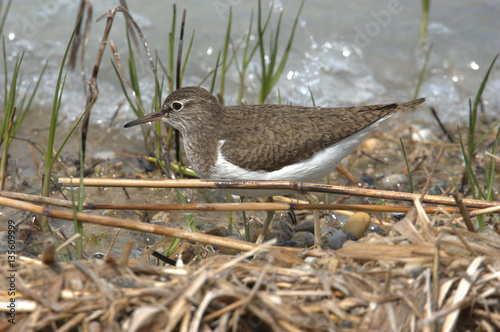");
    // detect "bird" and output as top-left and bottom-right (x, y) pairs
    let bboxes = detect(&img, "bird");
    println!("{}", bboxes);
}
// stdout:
(125, 86), (425, 246)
